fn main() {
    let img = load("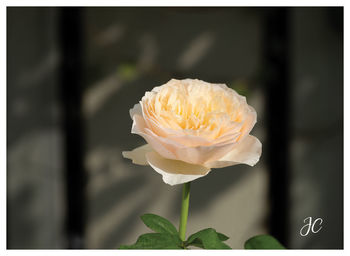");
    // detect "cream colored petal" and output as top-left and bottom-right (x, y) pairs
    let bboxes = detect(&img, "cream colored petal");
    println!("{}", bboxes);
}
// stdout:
(134, 116), (239, 165)
(143, 124), (241, 165)
(235, 106), (257, 142)
(205, 135), (262, 168)
(173, 141), (238, 165)
(129, 102), (142, 119)
(131, 114), (177, 159)
(145, 151), (210, 186)
(132, 113), (243, 166)
(143, 107), (241, 147)
(122, 144), (153, 165)
(165, 133), (225, 147)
